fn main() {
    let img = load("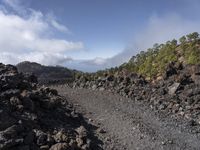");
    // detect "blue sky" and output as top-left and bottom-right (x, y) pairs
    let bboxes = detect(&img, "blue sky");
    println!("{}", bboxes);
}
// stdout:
(0, 0), (200, 71)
